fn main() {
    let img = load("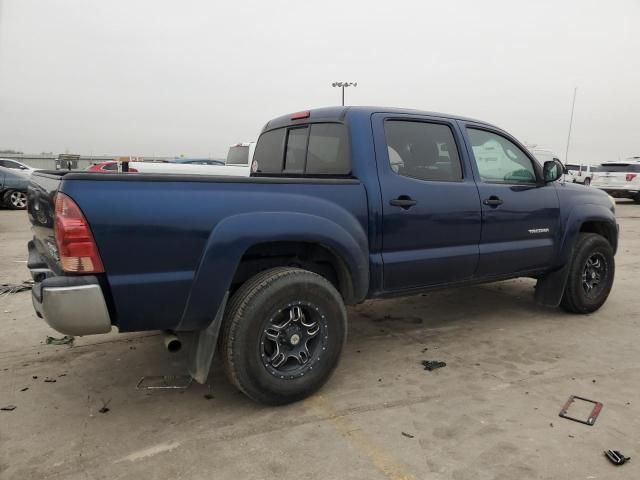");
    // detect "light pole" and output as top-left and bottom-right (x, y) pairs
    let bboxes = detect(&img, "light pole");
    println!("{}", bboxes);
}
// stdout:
(331, 81), (357, 106)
